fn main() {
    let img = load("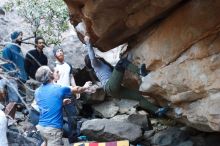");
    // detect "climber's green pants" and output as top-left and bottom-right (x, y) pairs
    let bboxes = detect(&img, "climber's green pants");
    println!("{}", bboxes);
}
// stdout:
(105, 63), (158, 113)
